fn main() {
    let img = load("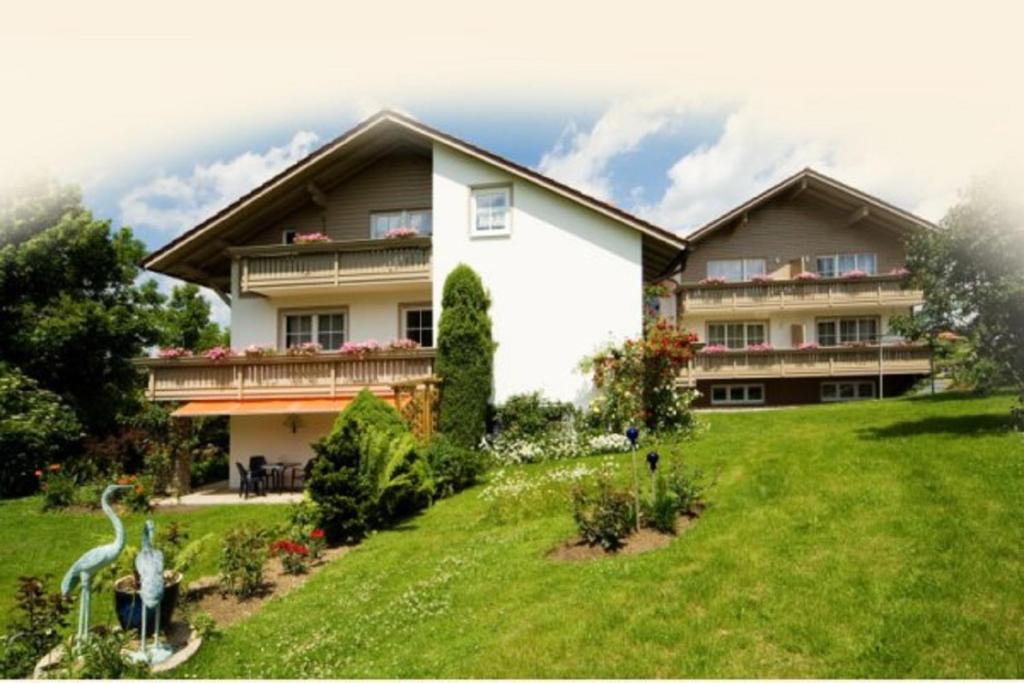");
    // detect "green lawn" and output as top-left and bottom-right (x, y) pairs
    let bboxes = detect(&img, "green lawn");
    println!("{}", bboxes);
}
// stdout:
(0, 499), (289, 633)
(3, 393), (1023, 677)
